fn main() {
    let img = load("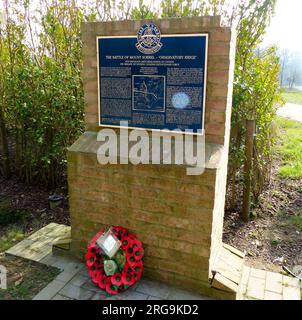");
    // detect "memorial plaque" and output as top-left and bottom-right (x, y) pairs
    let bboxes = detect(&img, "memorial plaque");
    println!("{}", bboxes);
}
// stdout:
(97, 24), (208, 133)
